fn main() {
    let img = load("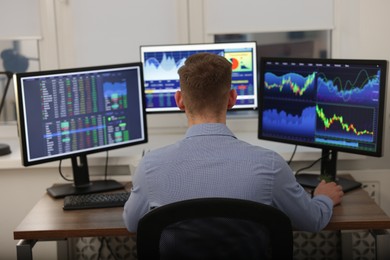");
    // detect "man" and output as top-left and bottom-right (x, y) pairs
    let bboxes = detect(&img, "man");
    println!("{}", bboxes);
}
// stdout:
(123, 52), (343, 233)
